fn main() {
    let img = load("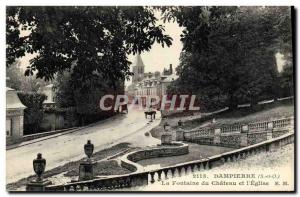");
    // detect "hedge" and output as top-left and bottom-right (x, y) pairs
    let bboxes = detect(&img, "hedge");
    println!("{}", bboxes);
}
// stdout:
(17, 92), (46, 135)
